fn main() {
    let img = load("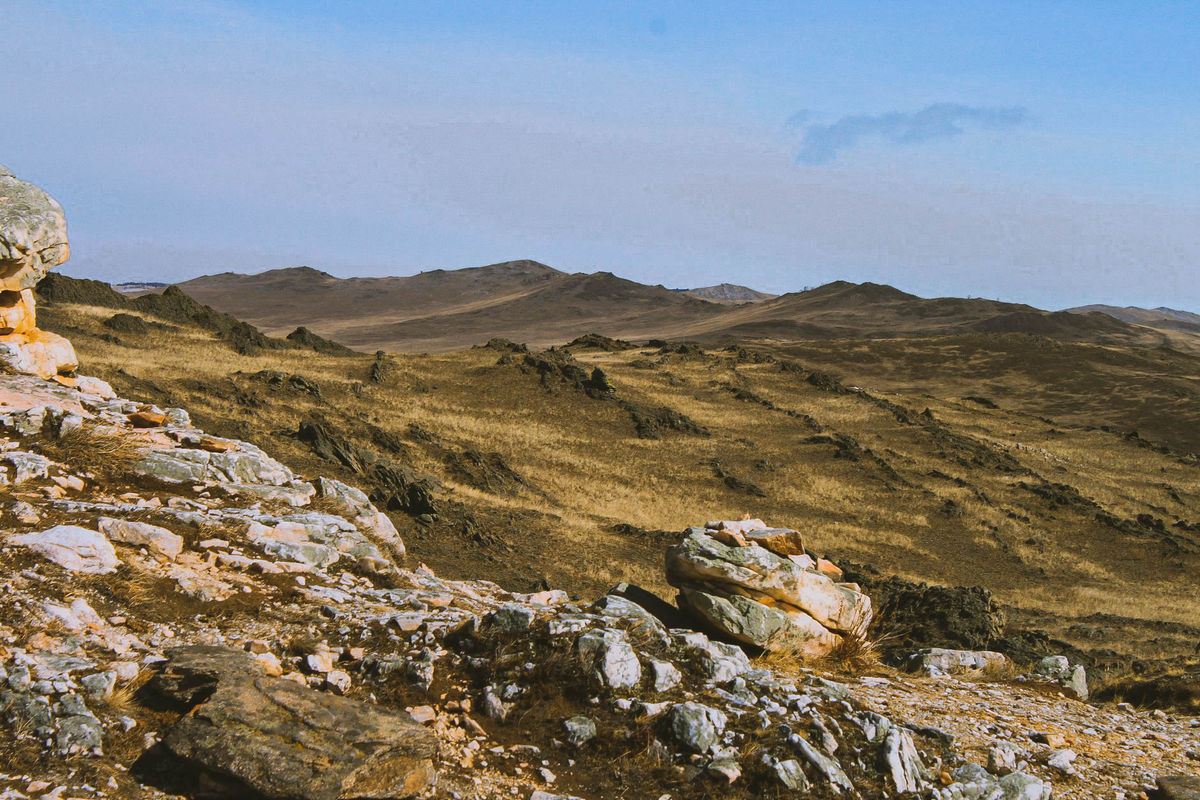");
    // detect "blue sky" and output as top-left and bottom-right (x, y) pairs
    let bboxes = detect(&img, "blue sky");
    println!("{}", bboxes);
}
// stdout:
(3, 1), (1199, 310)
